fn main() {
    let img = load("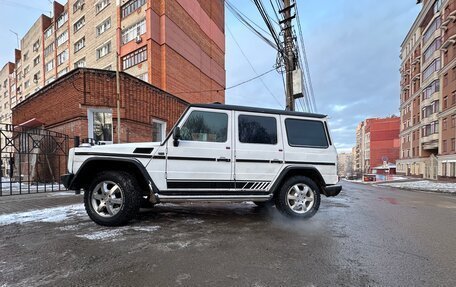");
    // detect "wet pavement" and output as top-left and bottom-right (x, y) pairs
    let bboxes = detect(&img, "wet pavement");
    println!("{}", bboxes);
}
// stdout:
(1, 181), (456, 286)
